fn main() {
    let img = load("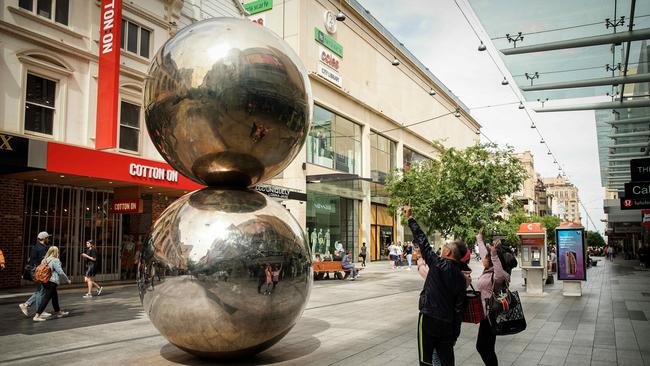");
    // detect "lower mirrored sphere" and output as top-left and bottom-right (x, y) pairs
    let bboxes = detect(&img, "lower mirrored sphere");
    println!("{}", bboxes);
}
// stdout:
(138, 188), (312, 358)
